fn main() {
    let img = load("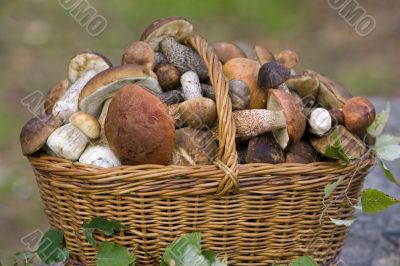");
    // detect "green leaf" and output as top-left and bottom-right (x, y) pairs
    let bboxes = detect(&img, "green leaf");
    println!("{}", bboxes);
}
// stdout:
(324, 130), (350, 164)
(375, 144), (400, 161)
(361, 189), (400, 214)
(290, 256), (318, 266)
(329, 217), (355, 226)
(37, 229), (68, 264)
(202, 250), (219, 263)
(162, 232), (204, 266)
(380, 160), (400, 186)
(96, 241), (135, 266)
(367, 103), (390, 137)
(83, 218), (126, 246)
(376, 134), (400, 148)
(324, 176), (345, 199)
